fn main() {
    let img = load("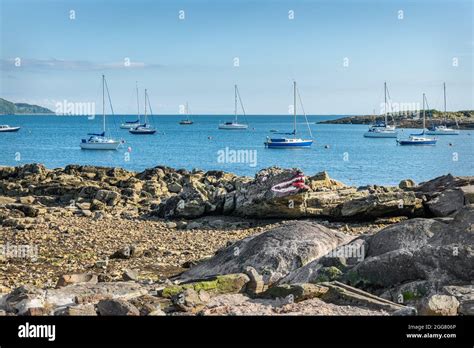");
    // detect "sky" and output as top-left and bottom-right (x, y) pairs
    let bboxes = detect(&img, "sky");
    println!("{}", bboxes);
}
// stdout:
(0, 0), (472, 115)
